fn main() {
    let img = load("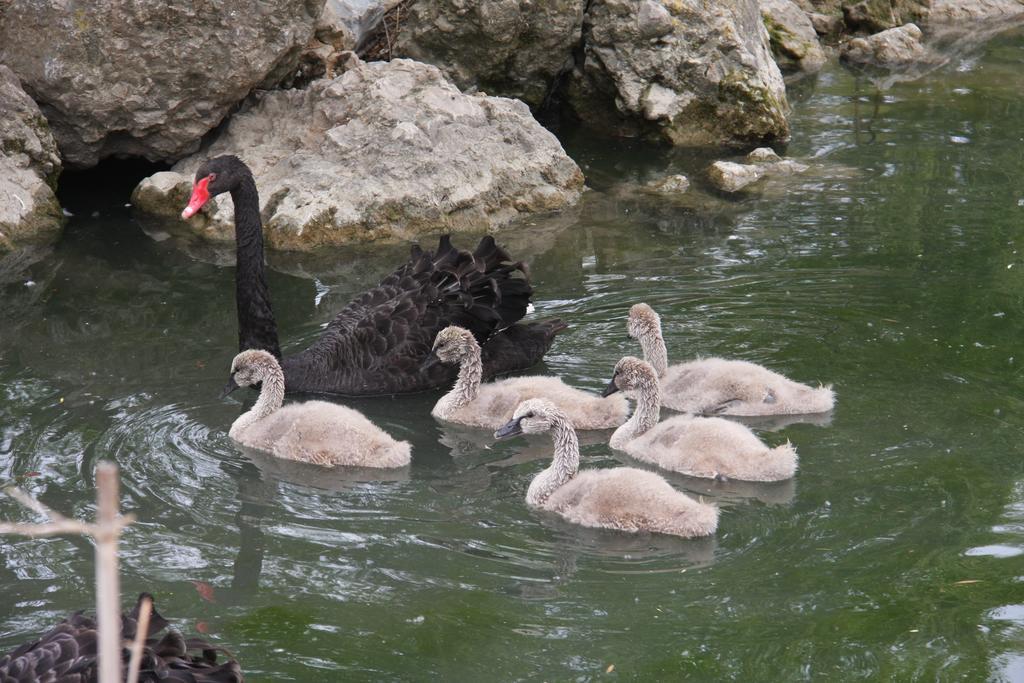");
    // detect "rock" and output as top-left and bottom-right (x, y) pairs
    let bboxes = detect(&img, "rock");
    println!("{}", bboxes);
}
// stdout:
(645, 174), (691, 194)
(840, 23), (932, 68)
(0, 66), (63, 253)
(925, 0), (1024, 23)
(284, 1), (401, 87)
(286, 1), (391, 87)
(842, 0), (928, 32)
(768, 159), (810, 174)
(317, 0), (358, 49)
(393, 0), (587, 109)
(132, 58), (584, 251)
(567, 0), (790, 147)
(709, 151), (809, 192)
(708, 161), (769, 192)
(809, 11), (844, 35)
(319, 0), (400, 50)
(747, 146), (782, 162)
(793, 0), (841, 13)
(0, 0), (323, 168)
(760, 0), (828, 73)
(747, 147), (809, 173)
